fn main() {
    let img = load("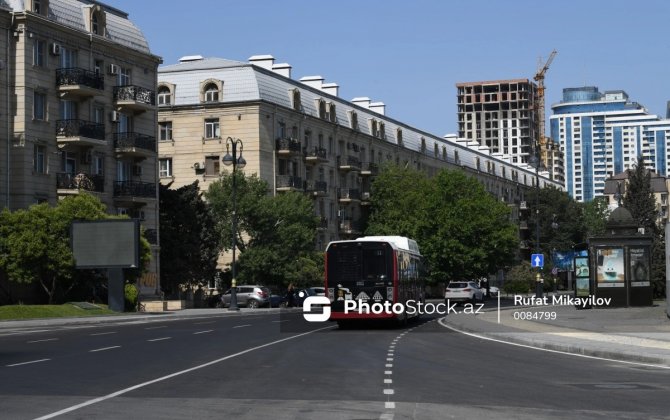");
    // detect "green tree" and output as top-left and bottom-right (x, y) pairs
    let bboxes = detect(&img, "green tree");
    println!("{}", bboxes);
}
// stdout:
(0, 193), (151, 304)
(206, 172), (321, 290)
(159, 181), (220, 297)
(529, 186), (585, 255)
(623, 157), (658, 235)
(581, 197), (610, 238)
(366, 165), (517, 284)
